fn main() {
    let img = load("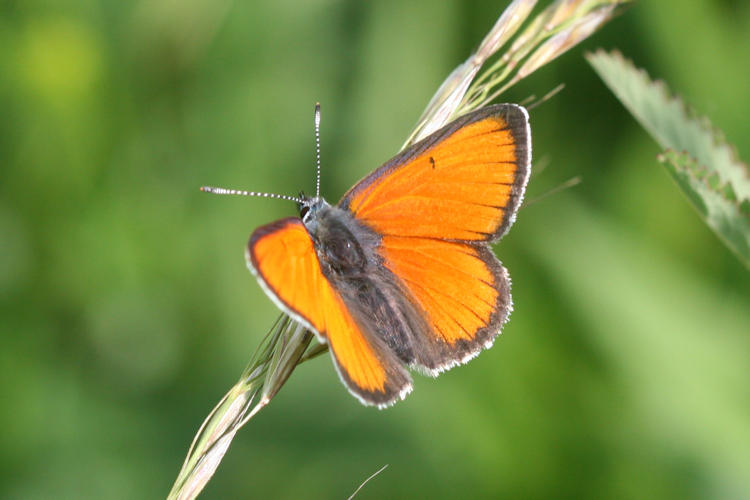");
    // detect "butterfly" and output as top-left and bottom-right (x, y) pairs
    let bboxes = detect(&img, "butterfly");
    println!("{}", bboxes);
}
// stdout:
(204, 103), (531, 408)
